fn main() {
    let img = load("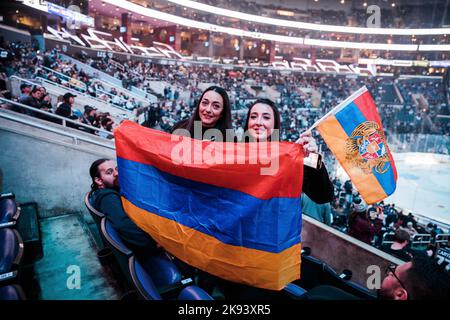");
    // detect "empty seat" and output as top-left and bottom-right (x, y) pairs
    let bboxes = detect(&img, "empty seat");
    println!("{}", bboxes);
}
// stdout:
(0, 228), (24, 274)
(129, 255), (213, 300)
(100, 217), (183, 291)
(84, 191), (105, 230)
(0, 285), (26, 300)
(295, 251), (326, 290)
(0, 194), (20, 228)
(322, 264), (377, 300)
(0, 228), (24, 286)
